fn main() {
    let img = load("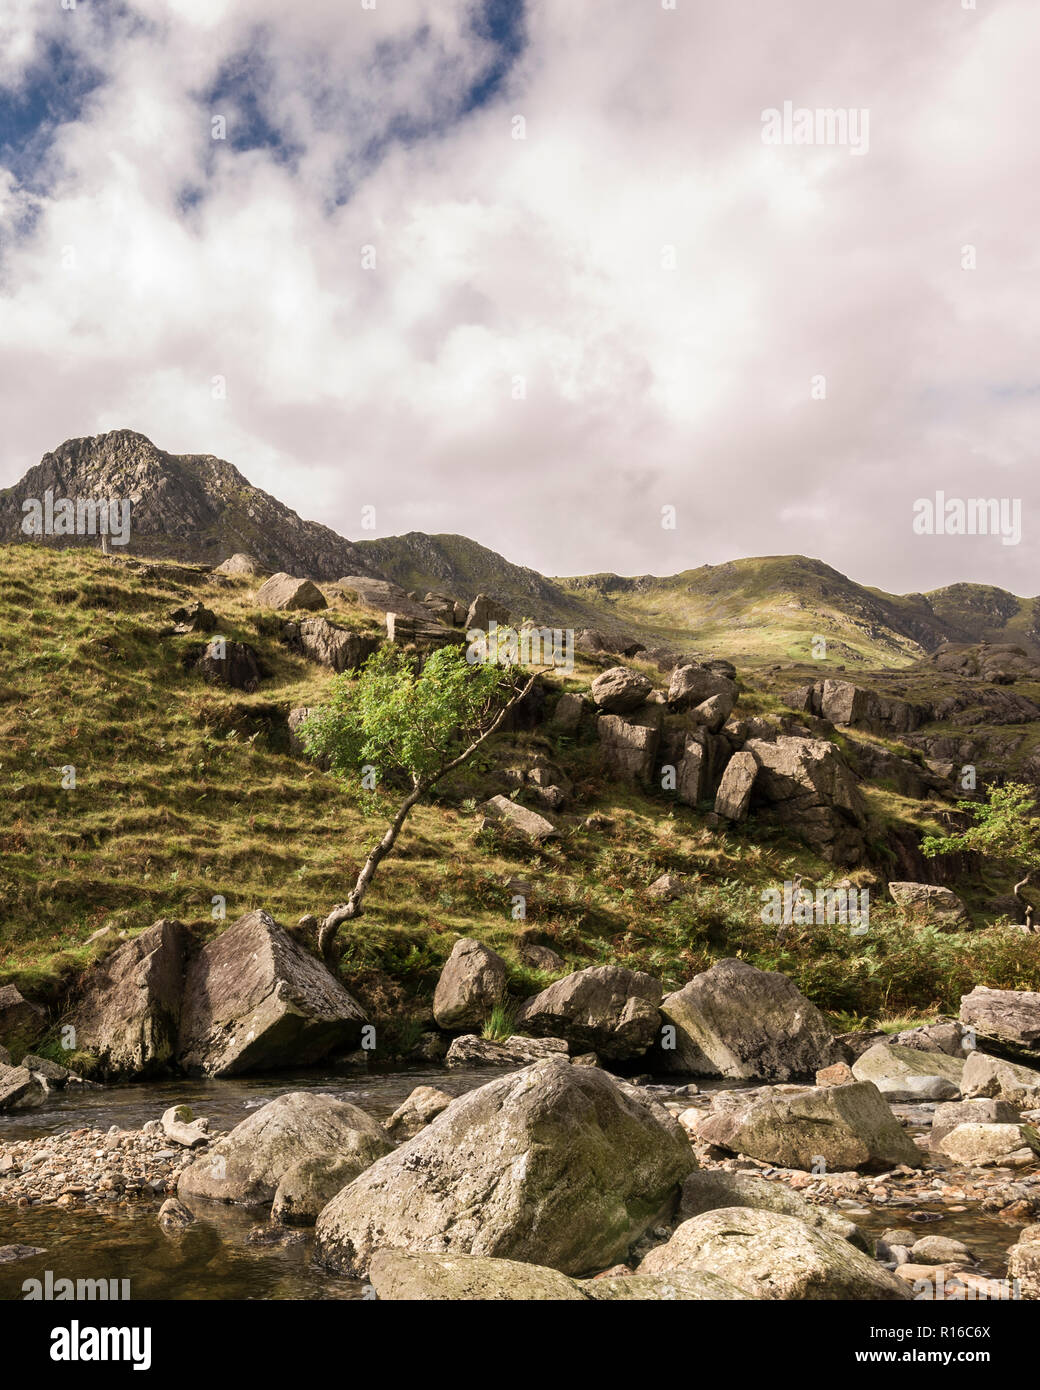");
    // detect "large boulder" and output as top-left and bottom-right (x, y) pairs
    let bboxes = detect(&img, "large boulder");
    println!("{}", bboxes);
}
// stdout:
(283, 617), (378, 673)
(590, 667), (653, 714)
(745, 736), (866, 863)
(465, 594), (511, 630)
(960, 986), (1040, 1057)
(655, 958), (840, 1080)
(935, 1123), (1040, 1166)
(444, 1035), (570, 1068)
(692, 1081), (924, 1170)
(0, 1065), (45, 1112)
(178, 1091), (389, 1212)
(581, 1270), (754, 1301)
(851, 1042), (965, 1101)
(929, 1098), (1022, 1146)
(194, 639), (263, 692)
(432, 939), (508, 1031)
(214, 552), (266, 577)
(254, 573), (327, 611)
(369, 1249), (586, 1301)
(71, 919), (187, 1078)
(961, 1050), (1040, 1106)
(550, 692), (586, 734)
(515, 966), (663, 1060)
(480, 794), (557, 843)
(677, 1170), (865, 1247)
(176, 910), (367, 1076)
(597, 708), (661, 784)
(1008, 1240), (1040, 1299)
(337, 576), (430, 619)
(713, 751), (757, 821)
(0, 986), (45, 1055)
(889, 882), (970, 928)
(676, 733), (708, 806)
(638, 1209), (909, 1300)
(313, 1059), (695, 1277)
(667, 665), (737, 711)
